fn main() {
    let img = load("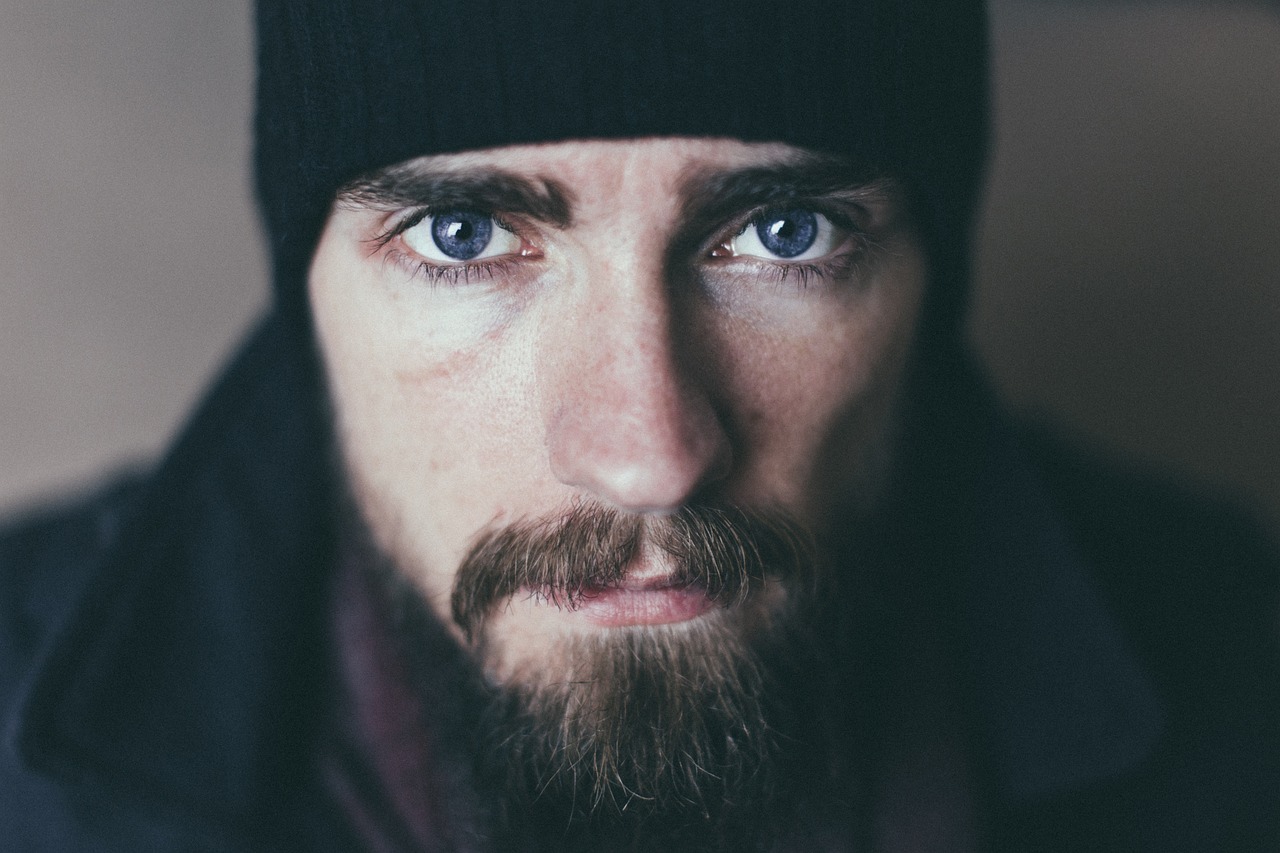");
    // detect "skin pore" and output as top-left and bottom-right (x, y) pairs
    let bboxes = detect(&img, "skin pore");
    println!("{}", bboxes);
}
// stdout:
(309, 136), (924, 680)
